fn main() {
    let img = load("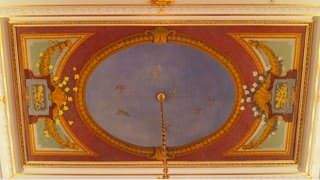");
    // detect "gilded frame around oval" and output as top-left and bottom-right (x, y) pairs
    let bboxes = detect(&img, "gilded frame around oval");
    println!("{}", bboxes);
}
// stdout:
(75, 28), (243, 159)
